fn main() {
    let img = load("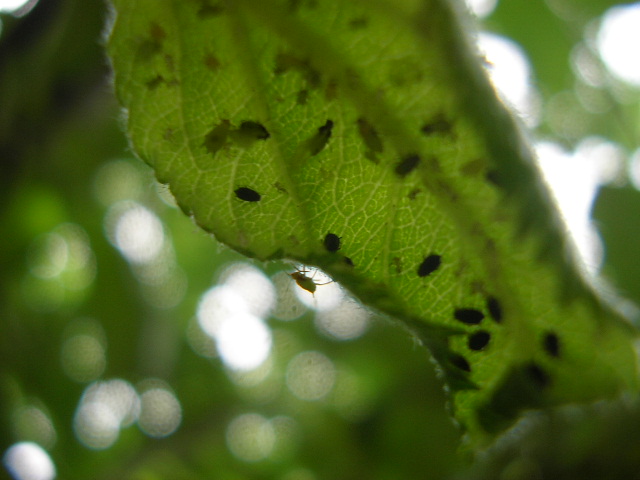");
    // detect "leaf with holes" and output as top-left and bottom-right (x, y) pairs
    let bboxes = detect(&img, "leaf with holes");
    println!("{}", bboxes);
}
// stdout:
(107, 0), (638, 446)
